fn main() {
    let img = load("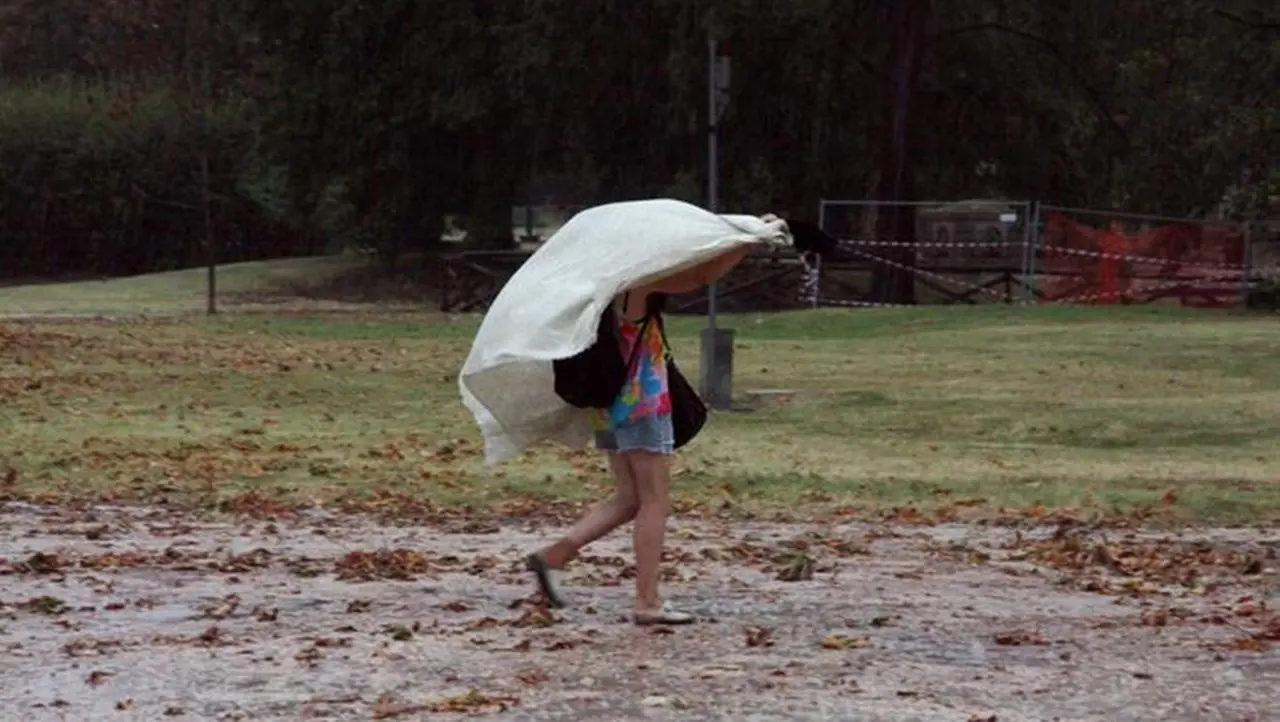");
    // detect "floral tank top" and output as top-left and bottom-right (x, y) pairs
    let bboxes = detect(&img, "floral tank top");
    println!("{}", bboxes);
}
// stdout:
(592, 310), (670, 430)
